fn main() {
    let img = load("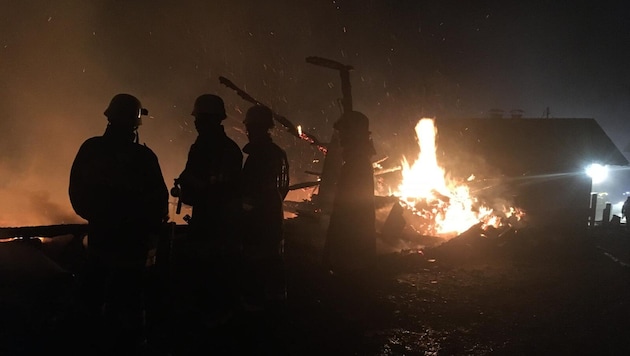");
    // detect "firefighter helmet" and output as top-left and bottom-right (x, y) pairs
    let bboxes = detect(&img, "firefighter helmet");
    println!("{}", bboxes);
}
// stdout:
(333, 110), (369, 133)
(243, 105), (274, 130)
(191, 94), (227, 119)
(104, 93), (147, 127)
